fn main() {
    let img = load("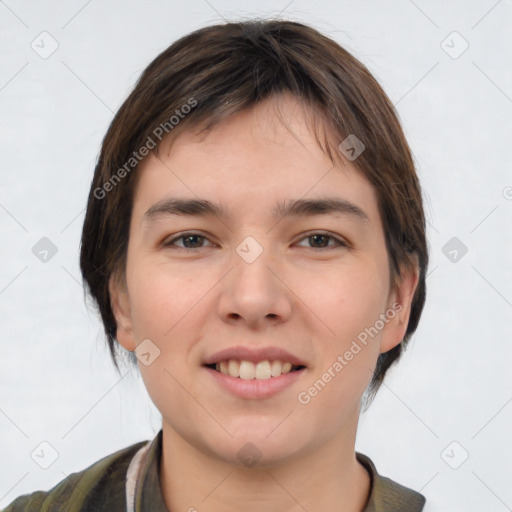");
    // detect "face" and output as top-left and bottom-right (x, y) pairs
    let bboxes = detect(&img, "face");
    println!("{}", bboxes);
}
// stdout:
(110, 95), (417, 467)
